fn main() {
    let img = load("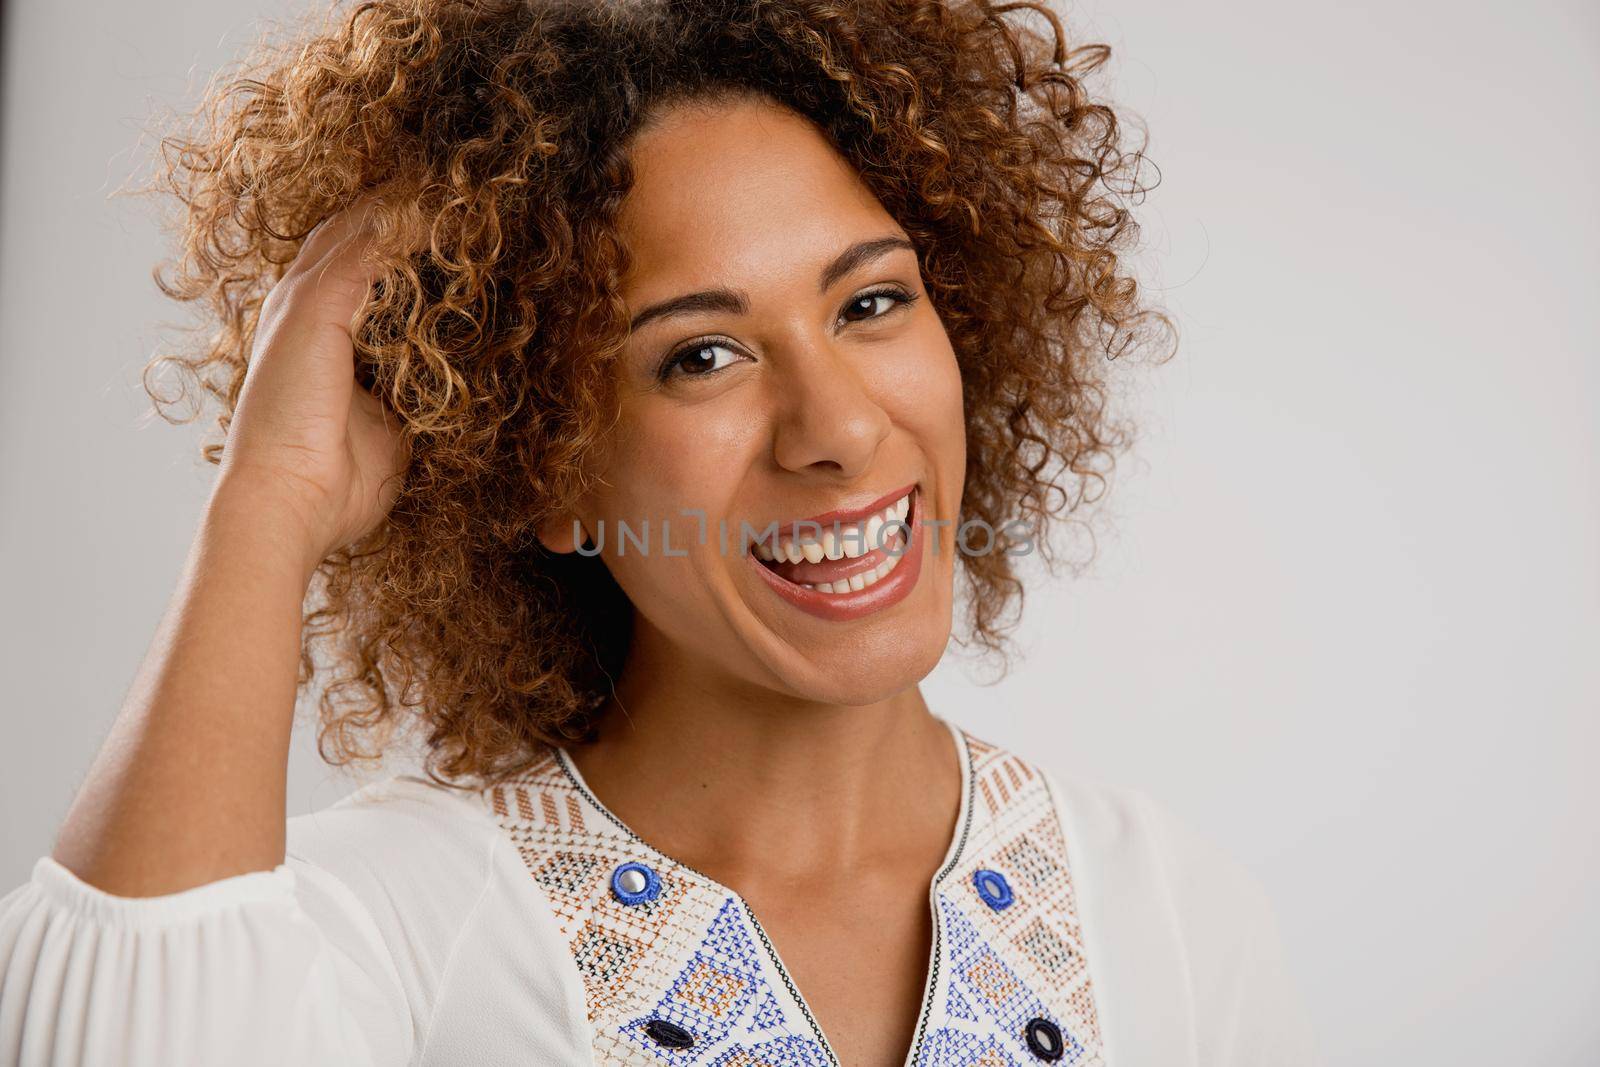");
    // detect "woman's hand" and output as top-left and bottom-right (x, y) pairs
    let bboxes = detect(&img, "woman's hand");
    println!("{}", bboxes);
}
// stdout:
(215, 202), (409, 567)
